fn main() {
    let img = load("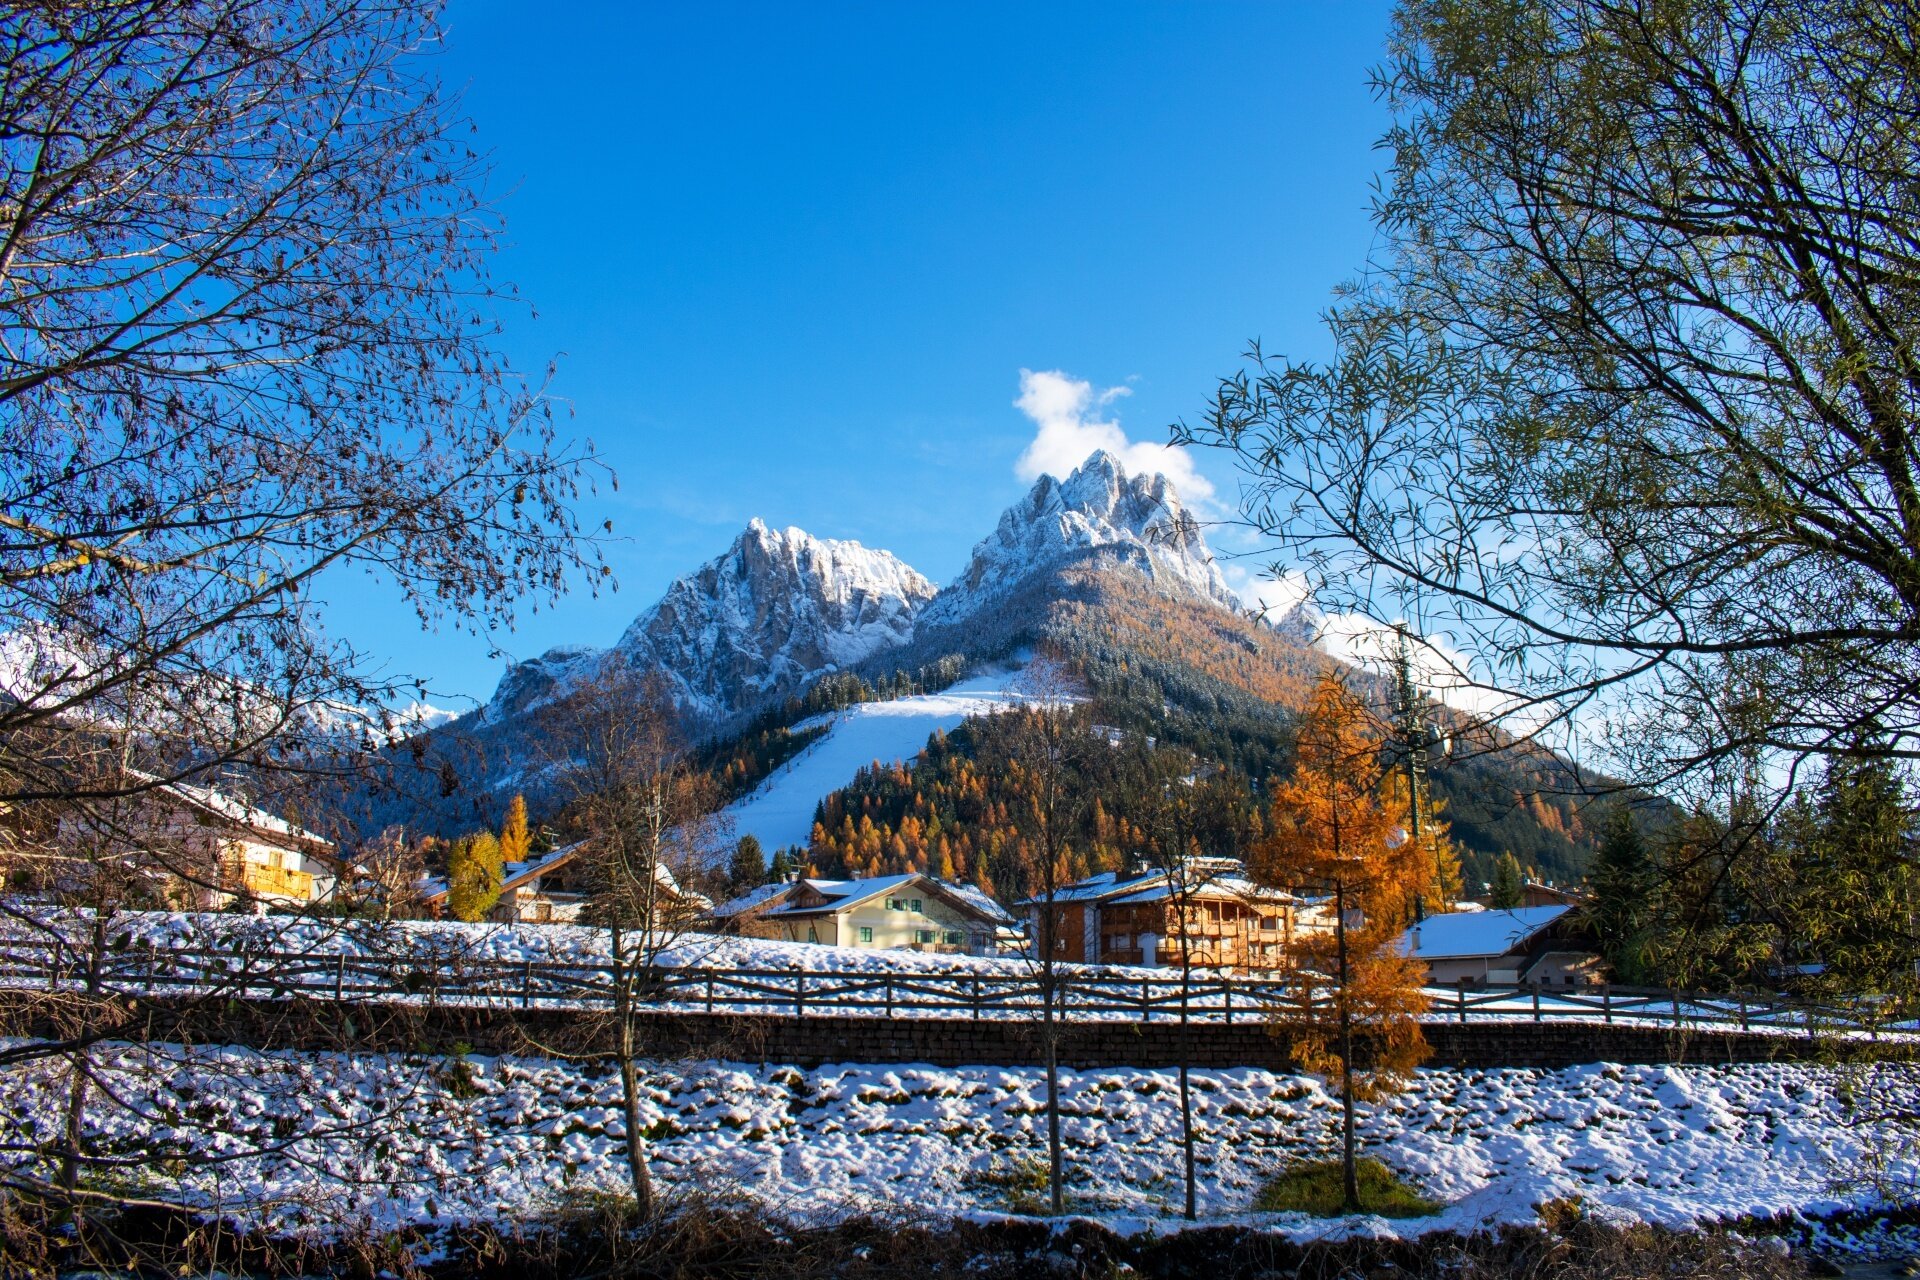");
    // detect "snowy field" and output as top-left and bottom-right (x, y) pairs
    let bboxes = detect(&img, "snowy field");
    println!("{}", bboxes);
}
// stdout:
(724, 667), (1046, 852)
(0, 1041), (1912, 1251)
